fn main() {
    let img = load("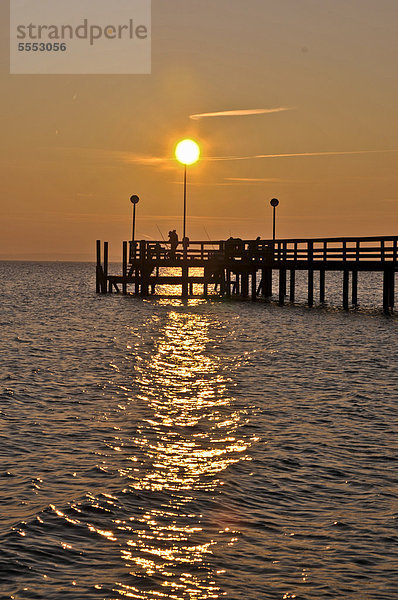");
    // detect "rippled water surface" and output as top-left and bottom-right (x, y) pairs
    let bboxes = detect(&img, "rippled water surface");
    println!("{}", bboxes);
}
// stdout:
(1, 262), (397, 600)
